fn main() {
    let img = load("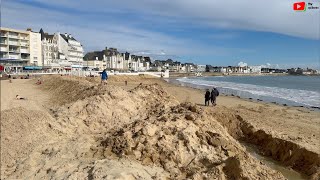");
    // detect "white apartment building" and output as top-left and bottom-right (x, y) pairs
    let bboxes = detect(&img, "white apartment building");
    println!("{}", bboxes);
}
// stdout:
(85, 59), (106, 70)
(249, 66), (262, 73)
(40, 29), (59, 67)
(196, 65), (206, 72)
(0, 27), (42, 71)
(128, 55), (151, 71)
(84, 49), (151, 72)
(57, 33), (84, 64)
(28, 29), (42, 66)
(105, 54), (125, 70)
